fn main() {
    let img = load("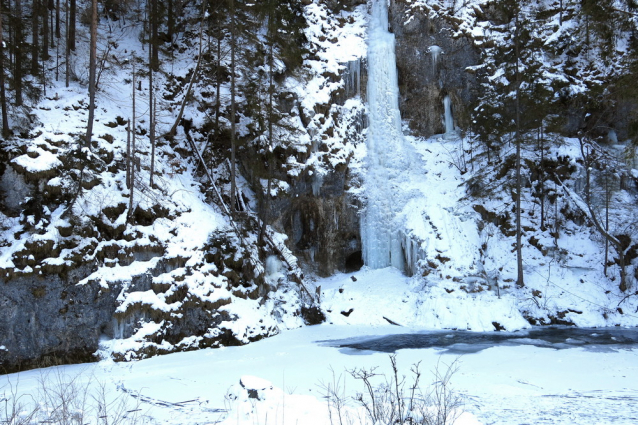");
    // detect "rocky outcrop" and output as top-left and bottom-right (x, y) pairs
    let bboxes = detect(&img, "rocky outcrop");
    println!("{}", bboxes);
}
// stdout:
(0, 265), (120, 373)
(274, 167), (363, 277)
(389, 0), (479, 137)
